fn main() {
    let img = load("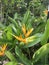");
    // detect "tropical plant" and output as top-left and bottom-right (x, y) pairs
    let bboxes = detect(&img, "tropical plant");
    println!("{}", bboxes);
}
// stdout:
(0, 0), (49, 65)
